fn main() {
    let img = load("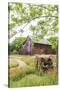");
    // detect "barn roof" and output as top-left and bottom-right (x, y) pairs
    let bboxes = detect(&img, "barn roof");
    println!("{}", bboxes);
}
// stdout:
(34, 39), (51, 45)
